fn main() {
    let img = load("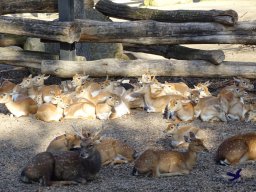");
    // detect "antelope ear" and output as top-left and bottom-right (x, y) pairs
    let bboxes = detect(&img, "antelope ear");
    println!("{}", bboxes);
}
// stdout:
(233, 77), (241, 82)
(204, 81), (211, 87)
(44, 75), (50, 80)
